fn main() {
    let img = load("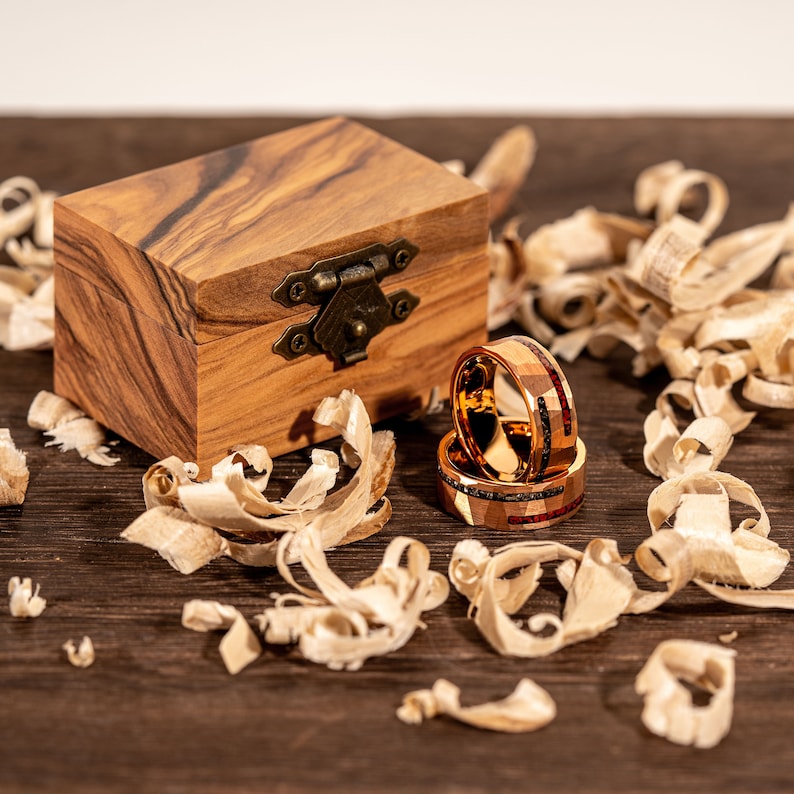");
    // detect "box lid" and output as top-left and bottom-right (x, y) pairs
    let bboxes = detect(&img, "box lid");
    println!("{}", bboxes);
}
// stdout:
(54, 117), (488, 344)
